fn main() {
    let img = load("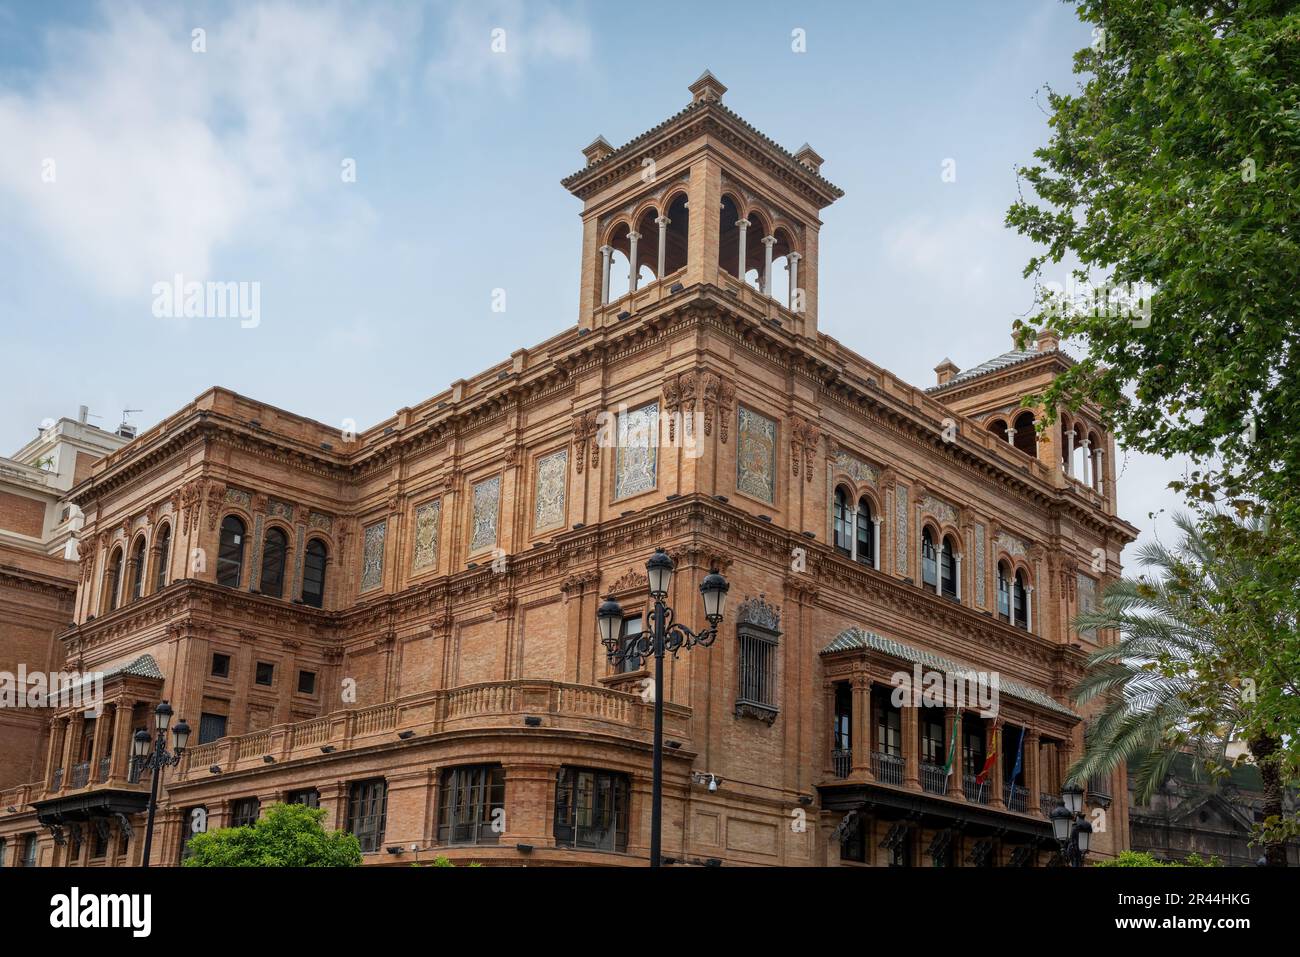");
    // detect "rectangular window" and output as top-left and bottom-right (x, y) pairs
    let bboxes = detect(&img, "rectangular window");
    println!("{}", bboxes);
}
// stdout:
(297, 670), (316, 695)
(618, 614), (643, 673)
(437, 765), (505, 845)
(211, 652), (231, 678)
(230, 797), (260, 829)
(876, 706), (901, 756)
(347, 779), (388, 853)
(255, 661), (274, 686)
(91, 825), (108, 859)
(737, 630), (778, 711)
(197, 712), (228, 745)
(21, 833), (37, 867)
(840, 818), (866, 863)
(179, 806), (206, 863)
(963, 727), (985, 780)
(287, 788), (320, 808)
(921, 714), (946, 764)
(0, 837), (6, 867)
(553, 767), (629, 853)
